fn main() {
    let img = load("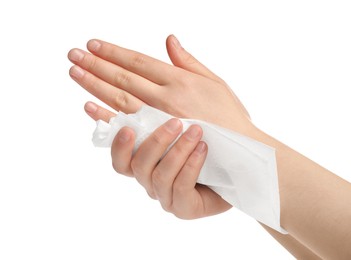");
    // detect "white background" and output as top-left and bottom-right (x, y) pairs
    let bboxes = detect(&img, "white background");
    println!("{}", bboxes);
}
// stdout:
(1, 1), (350, 259)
